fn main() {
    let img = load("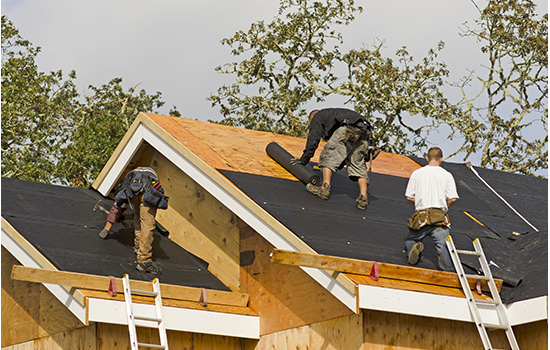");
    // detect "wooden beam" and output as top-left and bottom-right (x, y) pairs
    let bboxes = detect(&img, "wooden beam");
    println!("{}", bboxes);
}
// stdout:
(270, 249), (502, 292)
(11, 265), (249, 307)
